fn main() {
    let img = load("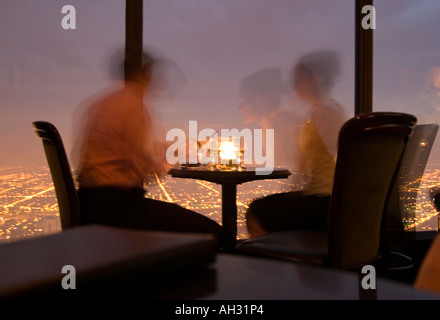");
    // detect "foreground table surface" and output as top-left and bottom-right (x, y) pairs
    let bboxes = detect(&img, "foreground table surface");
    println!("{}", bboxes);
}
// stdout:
(1, 225), (438, 301)
(0, 225), (216, 298)
(147, 253), (440, 300)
